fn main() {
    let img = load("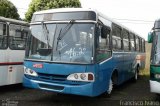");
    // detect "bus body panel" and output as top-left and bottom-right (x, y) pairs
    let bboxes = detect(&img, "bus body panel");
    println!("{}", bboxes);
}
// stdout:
(150, 80), (160, 93)
(150, 66), (160, 93)
(0, 66), (9, 86)
(24, 61), (100, 96)
(23, 51), (144, 96)
(0, 49), (24, 86)
(23, 58), (114, 96)
(24, 61), (88, 75)
(23, 76), (95, 96)
(7, 50), (25, 84)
